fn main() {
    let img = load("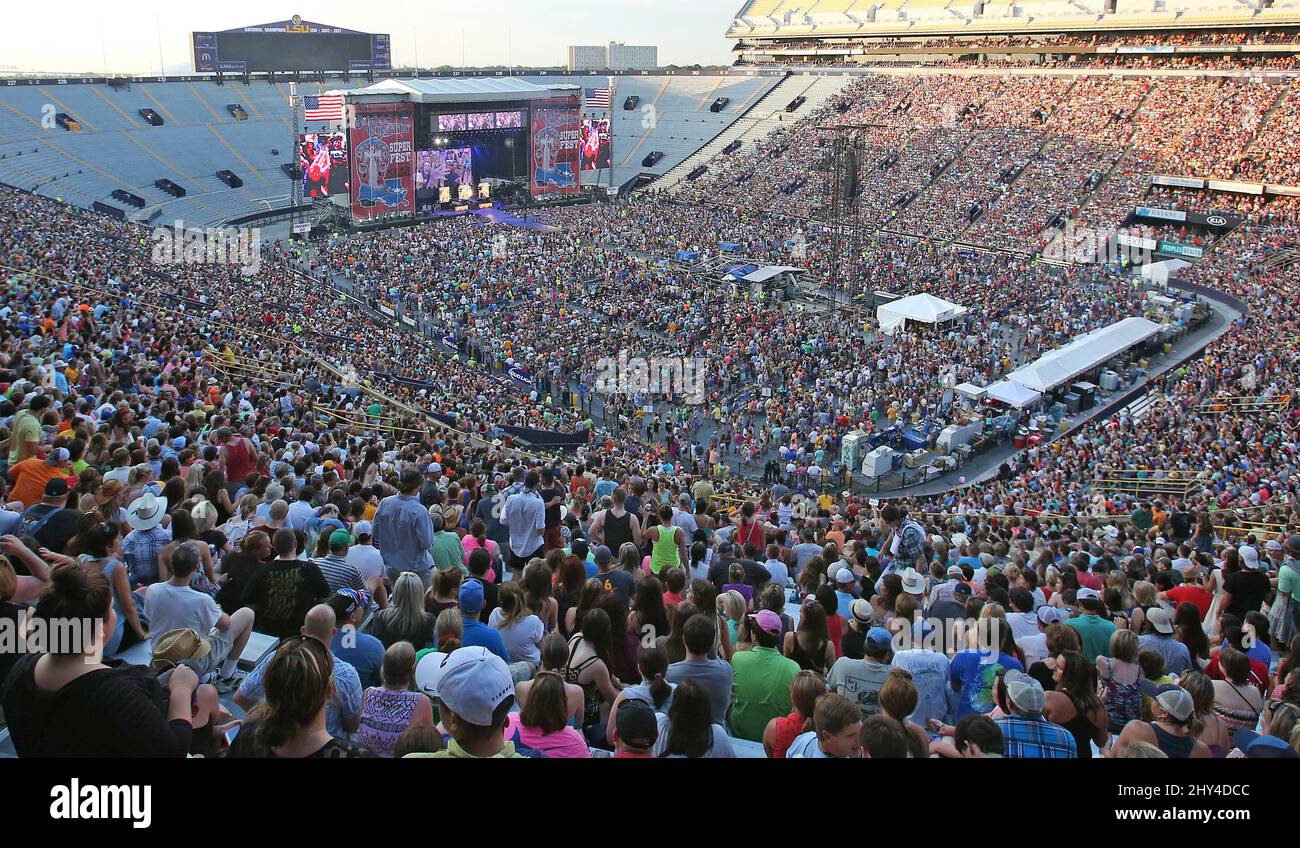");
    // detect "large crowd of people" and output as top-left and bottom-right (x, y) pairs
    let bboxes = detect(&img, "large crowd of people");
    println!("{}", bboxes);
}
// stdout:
(0, 54), (1298, 761)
